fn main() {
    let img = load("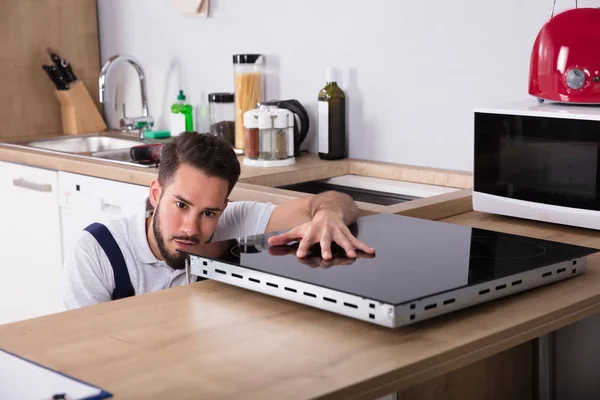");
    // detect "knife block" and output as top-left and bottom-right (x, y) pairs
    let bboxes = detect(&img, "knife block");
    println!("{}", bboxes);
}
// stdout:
(54, 81), (107, 135)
